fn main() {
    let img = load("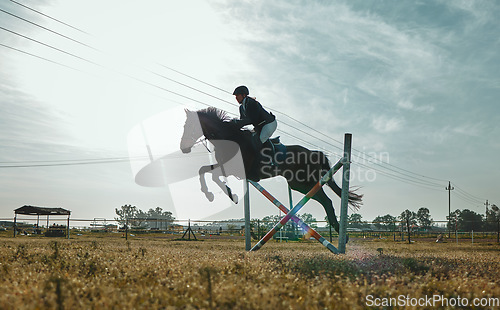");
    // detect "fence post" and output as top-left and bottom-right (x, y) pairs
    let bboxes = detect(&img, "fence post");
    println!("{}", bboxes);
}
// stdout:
(125, 218), (129, 241)
(407, 218), (411, 244)
(338, 133), (352, 254)
(244, 179), (251, 251)
(257, 219), (261, 240)
(401, 221), (404, 241)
